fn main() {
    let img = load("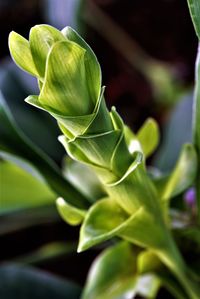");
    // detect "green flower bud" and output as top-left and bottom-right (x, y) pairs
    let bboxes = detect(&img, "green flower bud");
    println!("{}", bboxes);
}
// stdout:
(9, 25), (102, 118)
